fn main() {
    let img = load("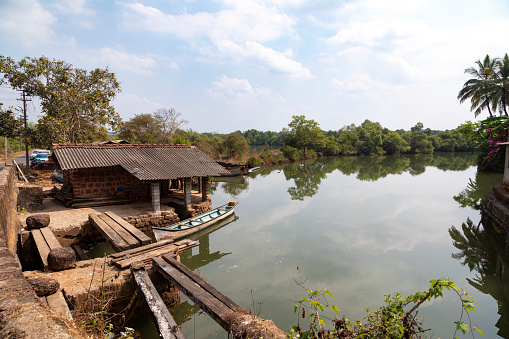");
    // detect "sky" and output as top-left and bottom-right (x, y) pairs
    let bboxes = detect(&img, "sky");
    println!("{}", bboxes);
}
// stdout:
(1, 0), (509, 134)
